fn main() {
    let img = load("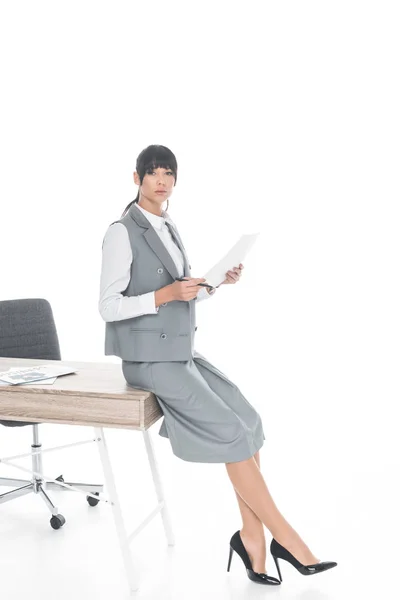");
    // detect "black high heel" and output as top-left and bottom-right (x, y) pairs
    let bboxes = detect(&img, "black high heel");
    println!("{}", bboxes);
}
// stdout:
(227, 530), (281, 585)
(270, 538), (338, 582)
